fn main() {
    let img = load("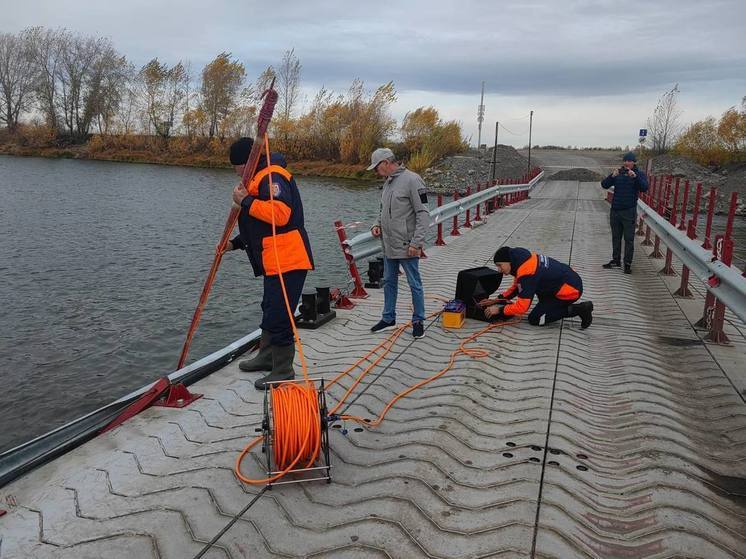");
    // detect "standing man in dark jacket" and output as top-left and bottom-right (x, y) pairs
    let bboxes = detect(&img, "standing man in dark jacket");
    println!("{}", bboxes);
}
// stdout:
(601, 151), (648, 274)
(225, 137), (314, 390)
(368, 148), (429, 339)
